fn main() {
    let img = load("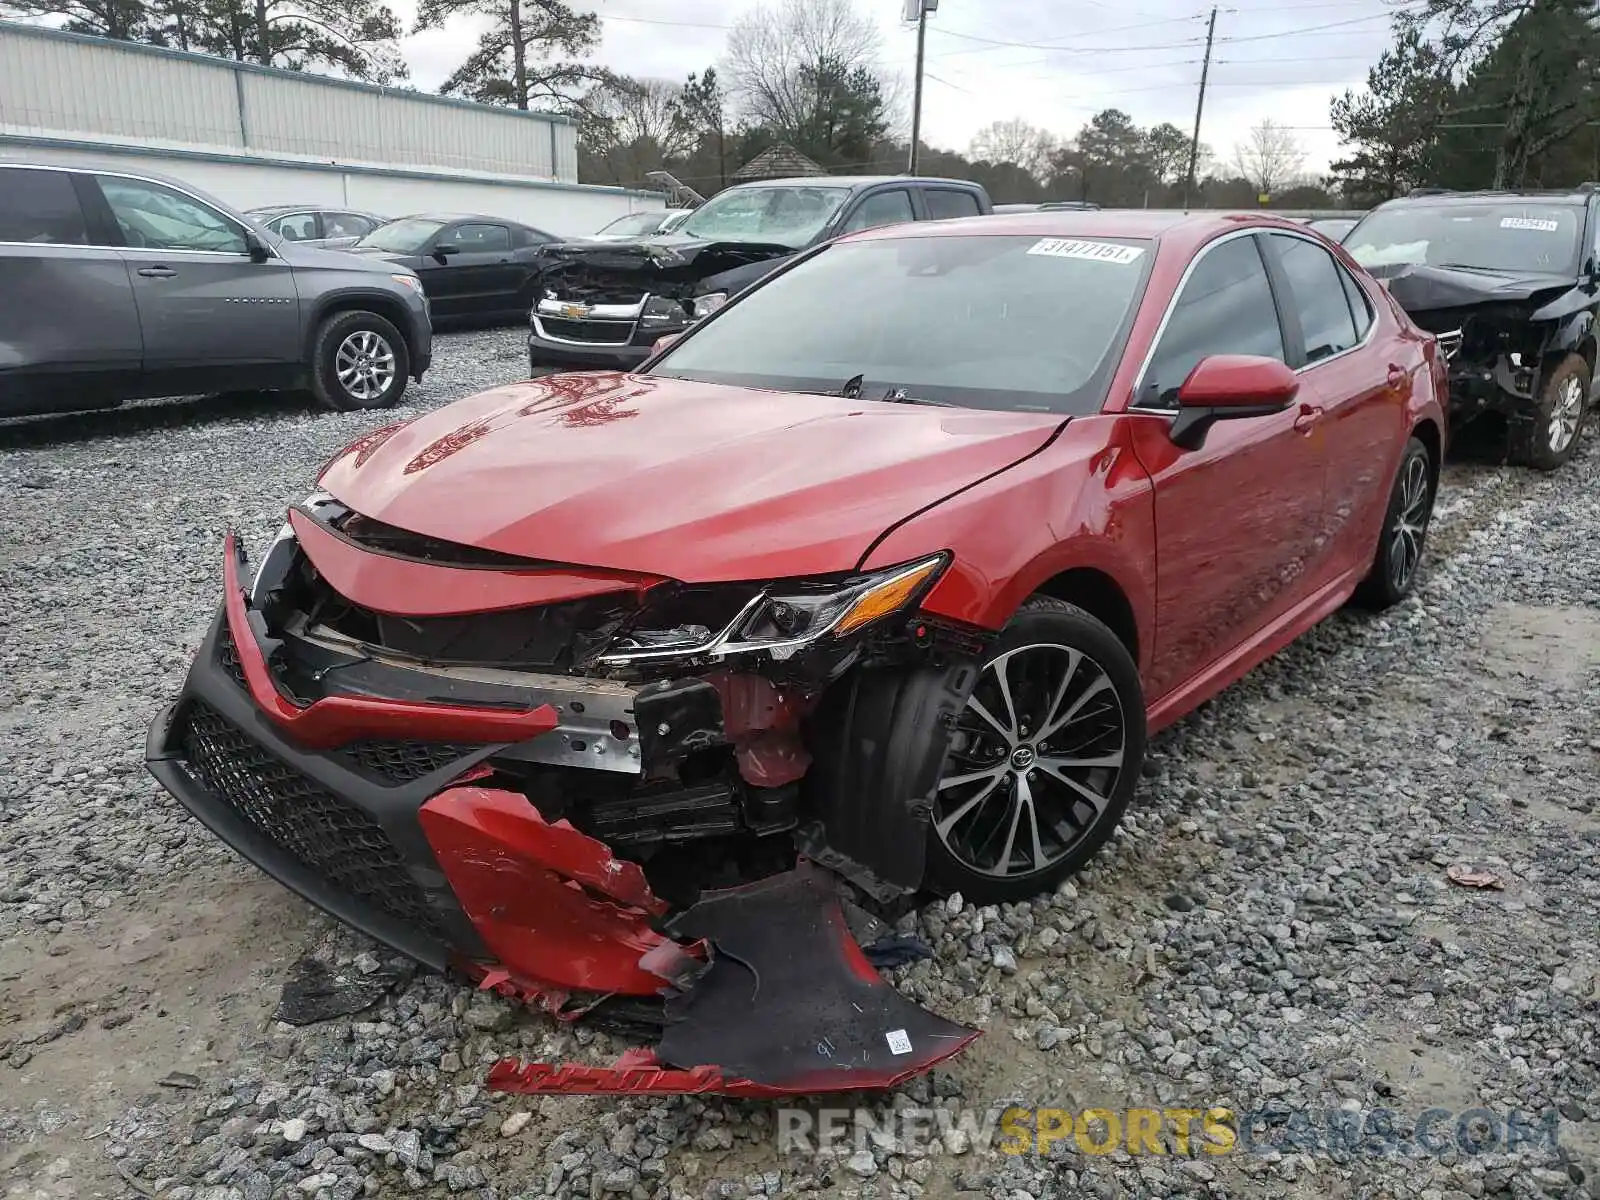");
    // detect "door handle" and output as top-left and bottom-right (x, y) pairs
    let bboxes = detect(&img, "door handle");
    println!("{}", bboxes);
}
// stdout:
(1293, 402), (1324, 433)
(1386, 364), (1408, 388)
(137, 266), (177, 278)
